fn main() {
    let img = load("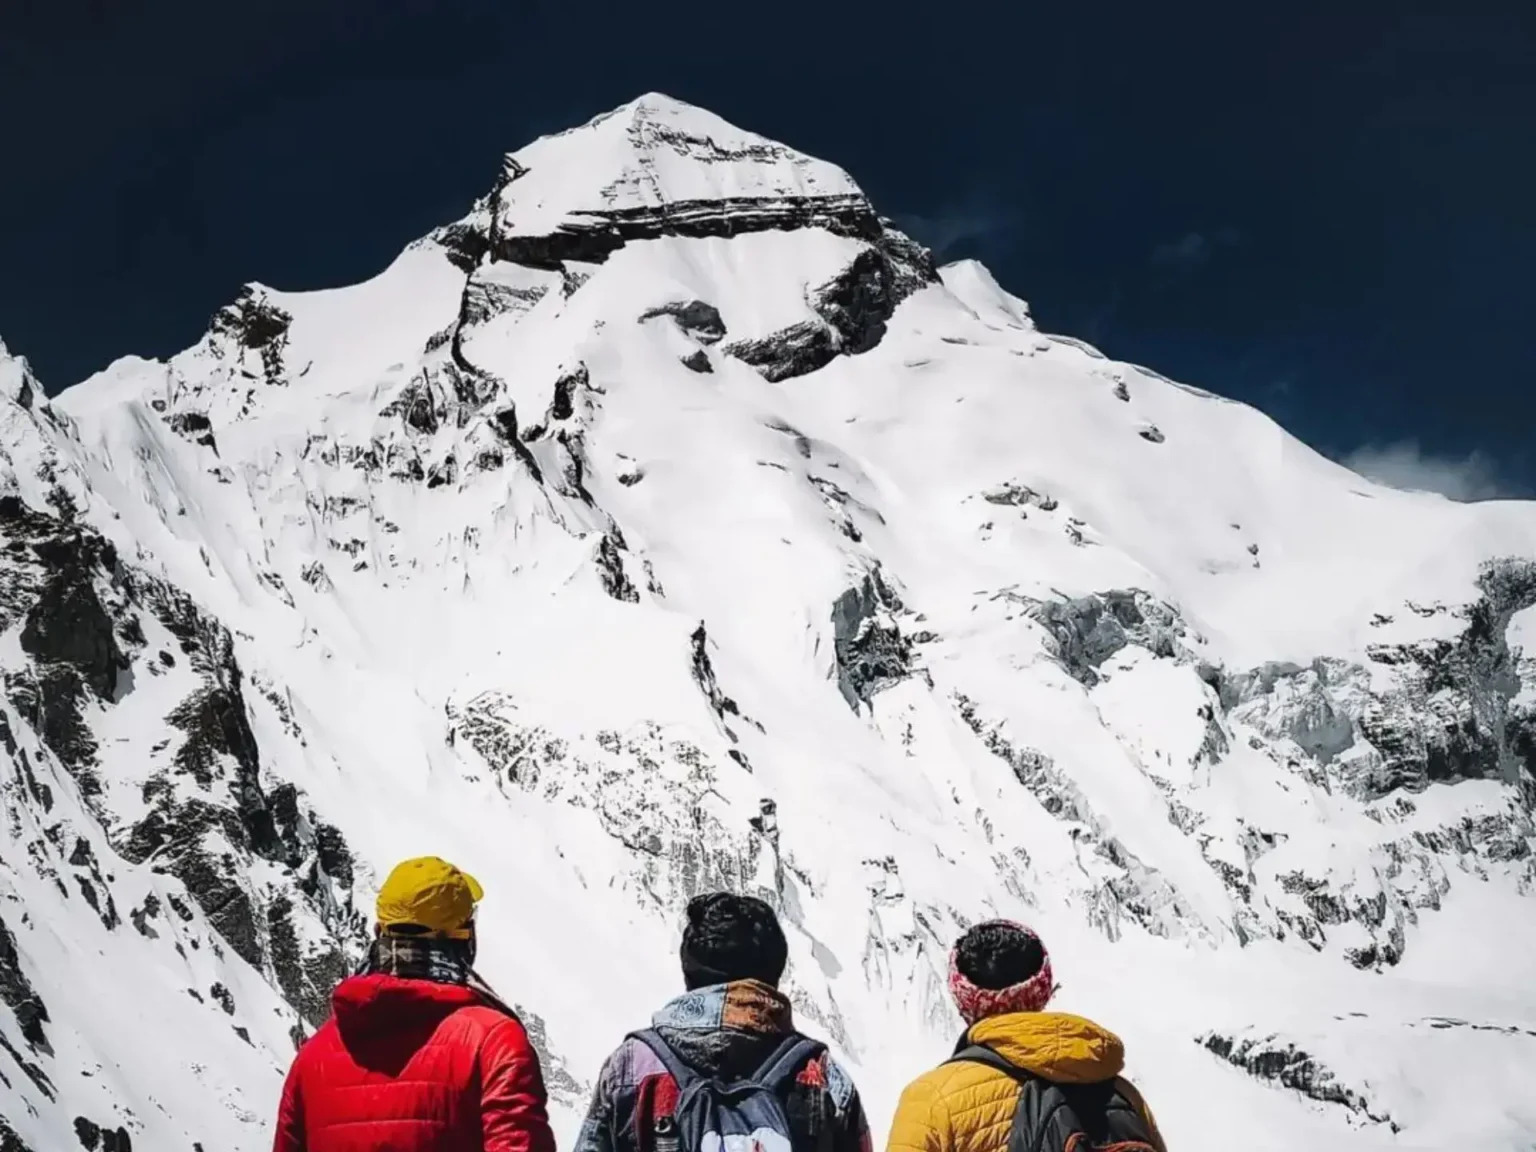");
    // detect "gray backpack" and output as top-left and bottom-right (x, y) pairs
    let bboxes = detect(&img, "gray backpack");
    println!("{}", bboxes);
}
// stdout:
(630, 1029), (825, 1152)
(947, 1044), (1159, 1152)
